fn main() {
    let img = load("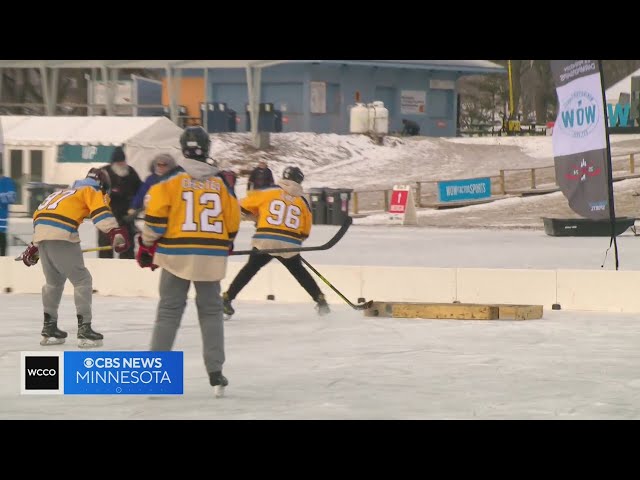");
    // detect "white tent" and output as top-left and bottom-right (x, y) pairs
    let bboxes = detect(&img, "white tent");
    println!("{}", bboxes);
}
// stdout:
(0, 116), (182, 213)
(606, 67), (640, 104)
